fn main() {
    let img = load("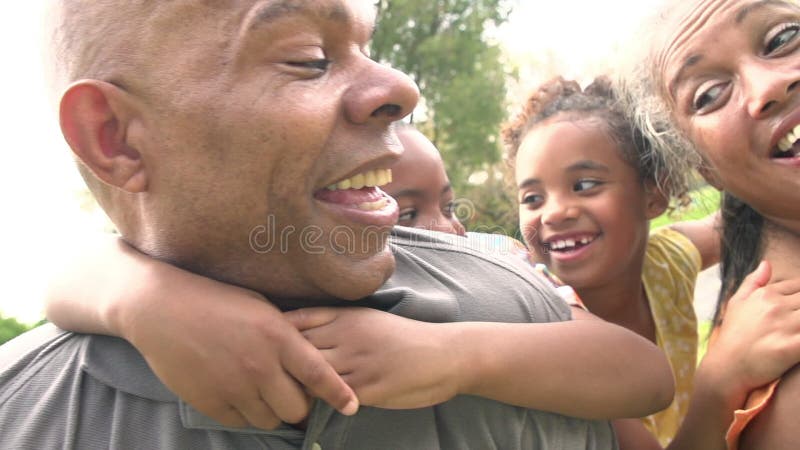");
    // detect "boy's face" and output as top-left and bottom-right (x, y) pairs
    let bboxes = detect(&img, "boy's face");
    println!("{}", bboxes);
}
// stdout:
(659, 0), (800, 232)
(386, 129), (466, 236)
(515, 117), (664, 291)
(128, 0), (419, 304)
